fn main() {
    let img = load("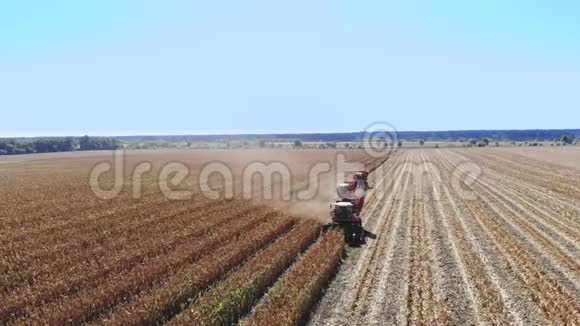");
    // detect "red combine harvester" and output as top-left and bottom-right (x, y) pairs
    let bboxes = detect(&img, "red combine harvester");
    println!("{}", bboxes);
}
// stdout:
(323, 171), (371, 244)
